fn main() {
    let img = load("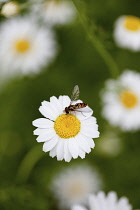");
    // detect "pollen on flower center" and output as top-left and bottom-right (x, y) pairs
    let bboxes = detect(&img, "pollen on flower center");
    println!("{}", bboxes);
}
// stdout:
(120, 91), (138, 108)
(15, 39), (30, 53)
(124, 16), (140, 31)
(54, 114), (81, 139)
